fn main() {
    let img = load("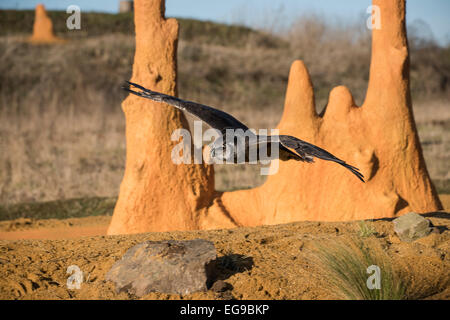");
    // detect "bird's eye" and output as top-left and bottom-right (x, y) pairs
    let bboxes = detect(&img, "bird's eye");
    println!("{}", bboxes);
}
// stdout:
(224, 143), (234, 159)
